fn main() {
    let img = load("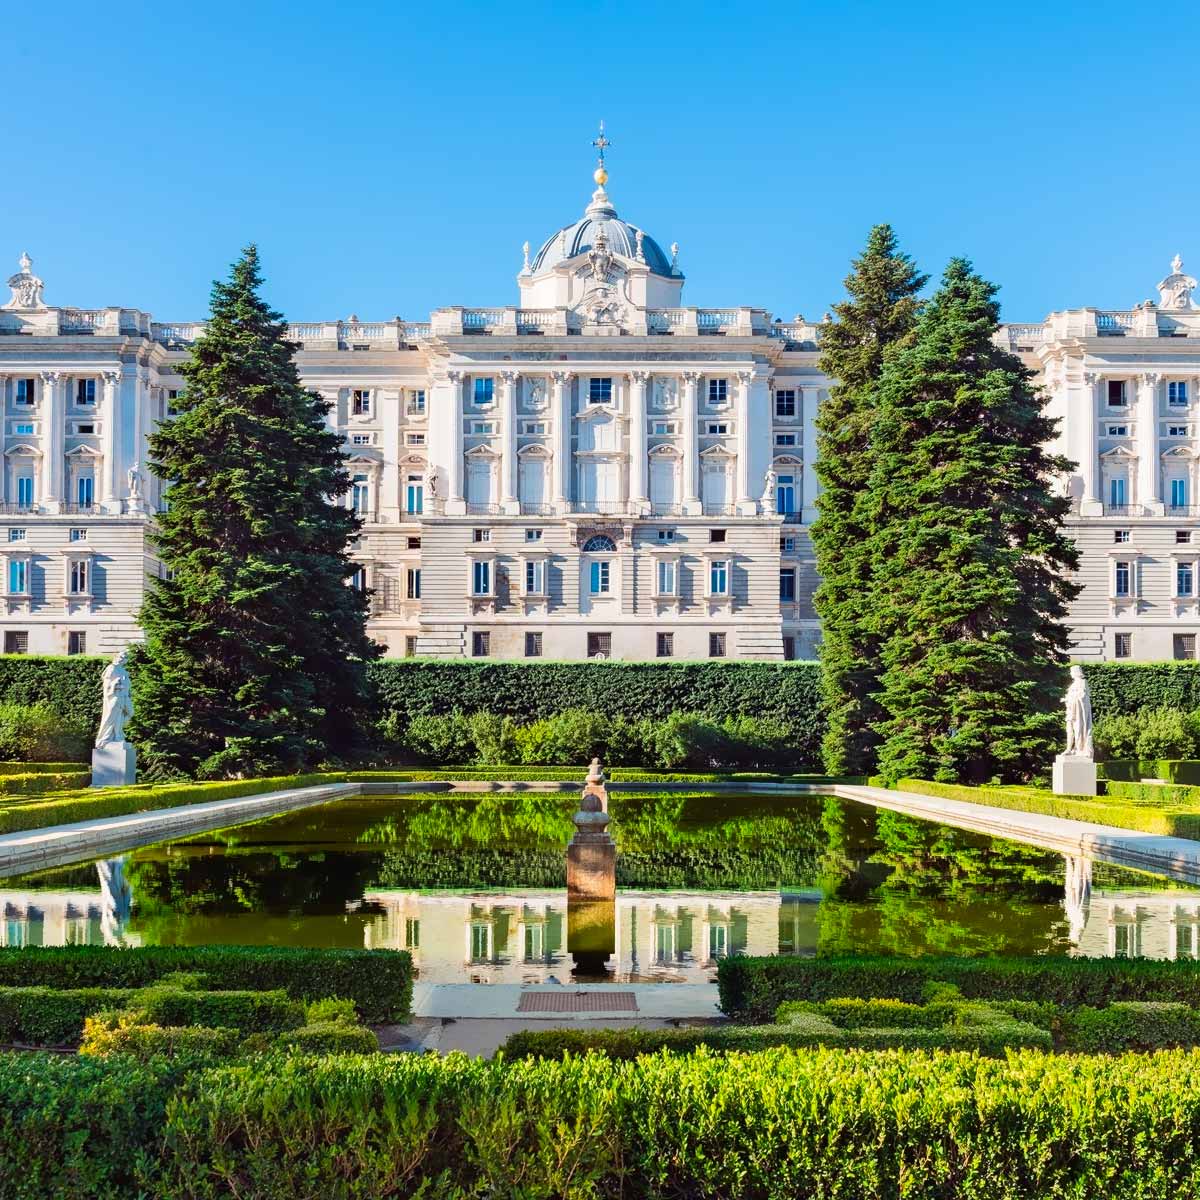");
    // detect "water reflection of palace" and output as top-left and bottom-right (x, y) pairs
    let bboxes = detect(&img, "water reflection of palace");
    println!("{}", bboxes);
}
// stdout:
(0, 860), (137, 948)
(1076, 891), (1200, 961)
